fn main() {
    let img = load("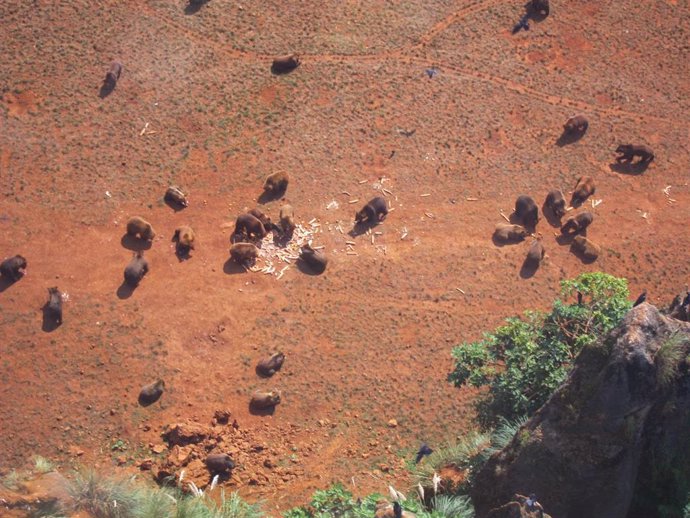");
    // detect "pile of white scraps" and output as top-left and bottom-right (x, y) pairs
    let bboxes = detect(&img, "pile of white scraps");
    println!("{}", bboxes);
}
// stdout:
(249, 219), (323, 280)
